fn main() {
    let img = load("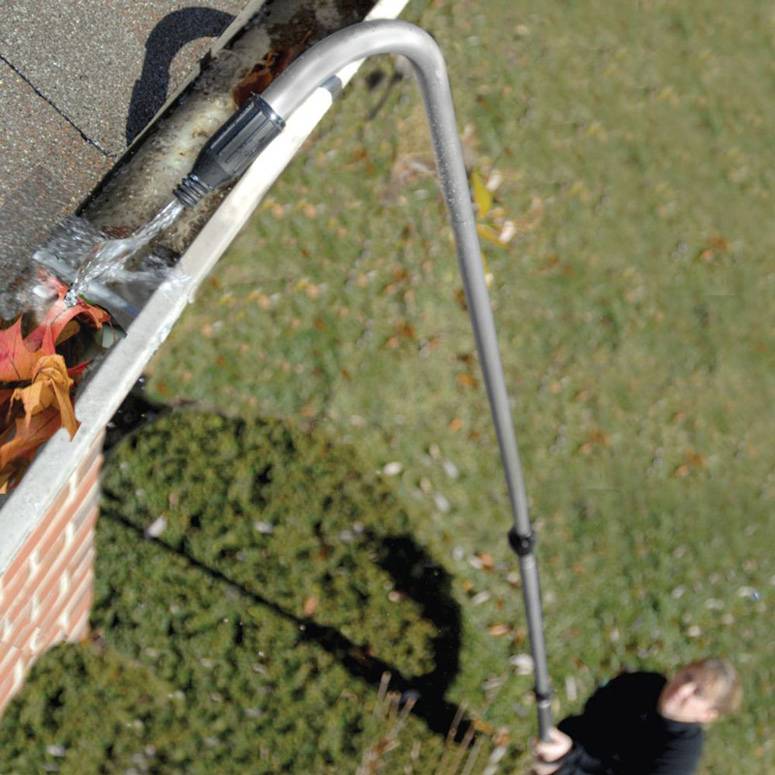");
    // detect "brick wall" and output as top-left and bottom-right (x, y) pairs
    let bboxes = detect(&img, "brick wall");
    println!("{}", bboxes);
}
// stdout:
(0, 432), (104, 714)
